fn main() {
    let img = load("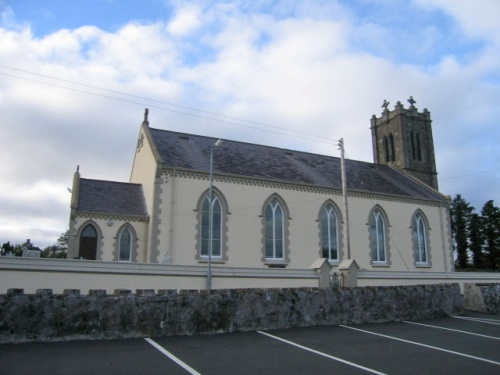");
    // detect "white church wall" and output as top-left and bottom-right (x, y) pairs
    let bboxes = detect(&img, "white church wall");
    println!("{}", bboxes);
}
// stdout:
(130, 126), (159, 215)
(0, 257), (318, 294)
(156, 173), (452, 273)
(350, 197), (453, 272)
(0, 257), (497, 295)
(70, 216), (148, 262)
